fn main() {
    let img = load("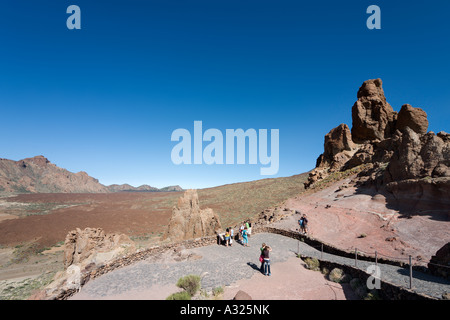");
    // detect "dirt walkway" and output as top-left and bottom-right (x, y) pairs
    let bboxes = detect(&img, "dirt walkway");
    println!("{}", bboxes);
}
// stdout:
(221, 257), (356, 300)
(70, 233), (357, 300)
